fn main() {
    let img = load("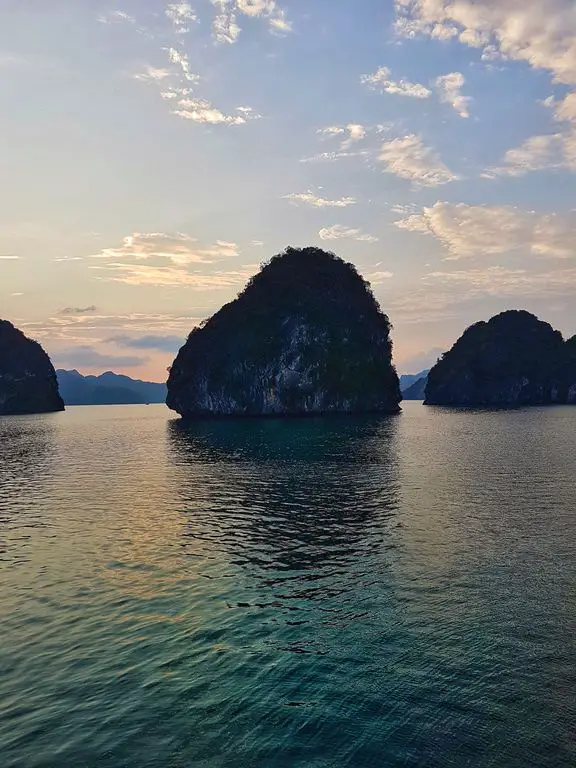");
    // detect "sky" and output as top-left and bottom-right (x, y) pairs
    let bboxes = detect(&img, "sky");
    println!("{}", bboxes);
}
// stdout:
(1, 0), (575, 380)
